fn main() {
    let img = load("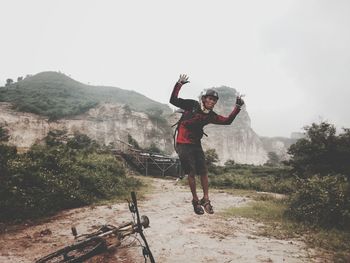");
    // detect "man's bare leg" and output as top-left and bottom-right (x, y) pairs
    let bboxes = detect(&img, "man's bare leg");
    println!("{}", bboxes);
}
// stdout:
(188, 172), (199, 201)
(200, 173), (214, 213)
(200, 174), (209, 200)
(188, 173), (204, 214)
